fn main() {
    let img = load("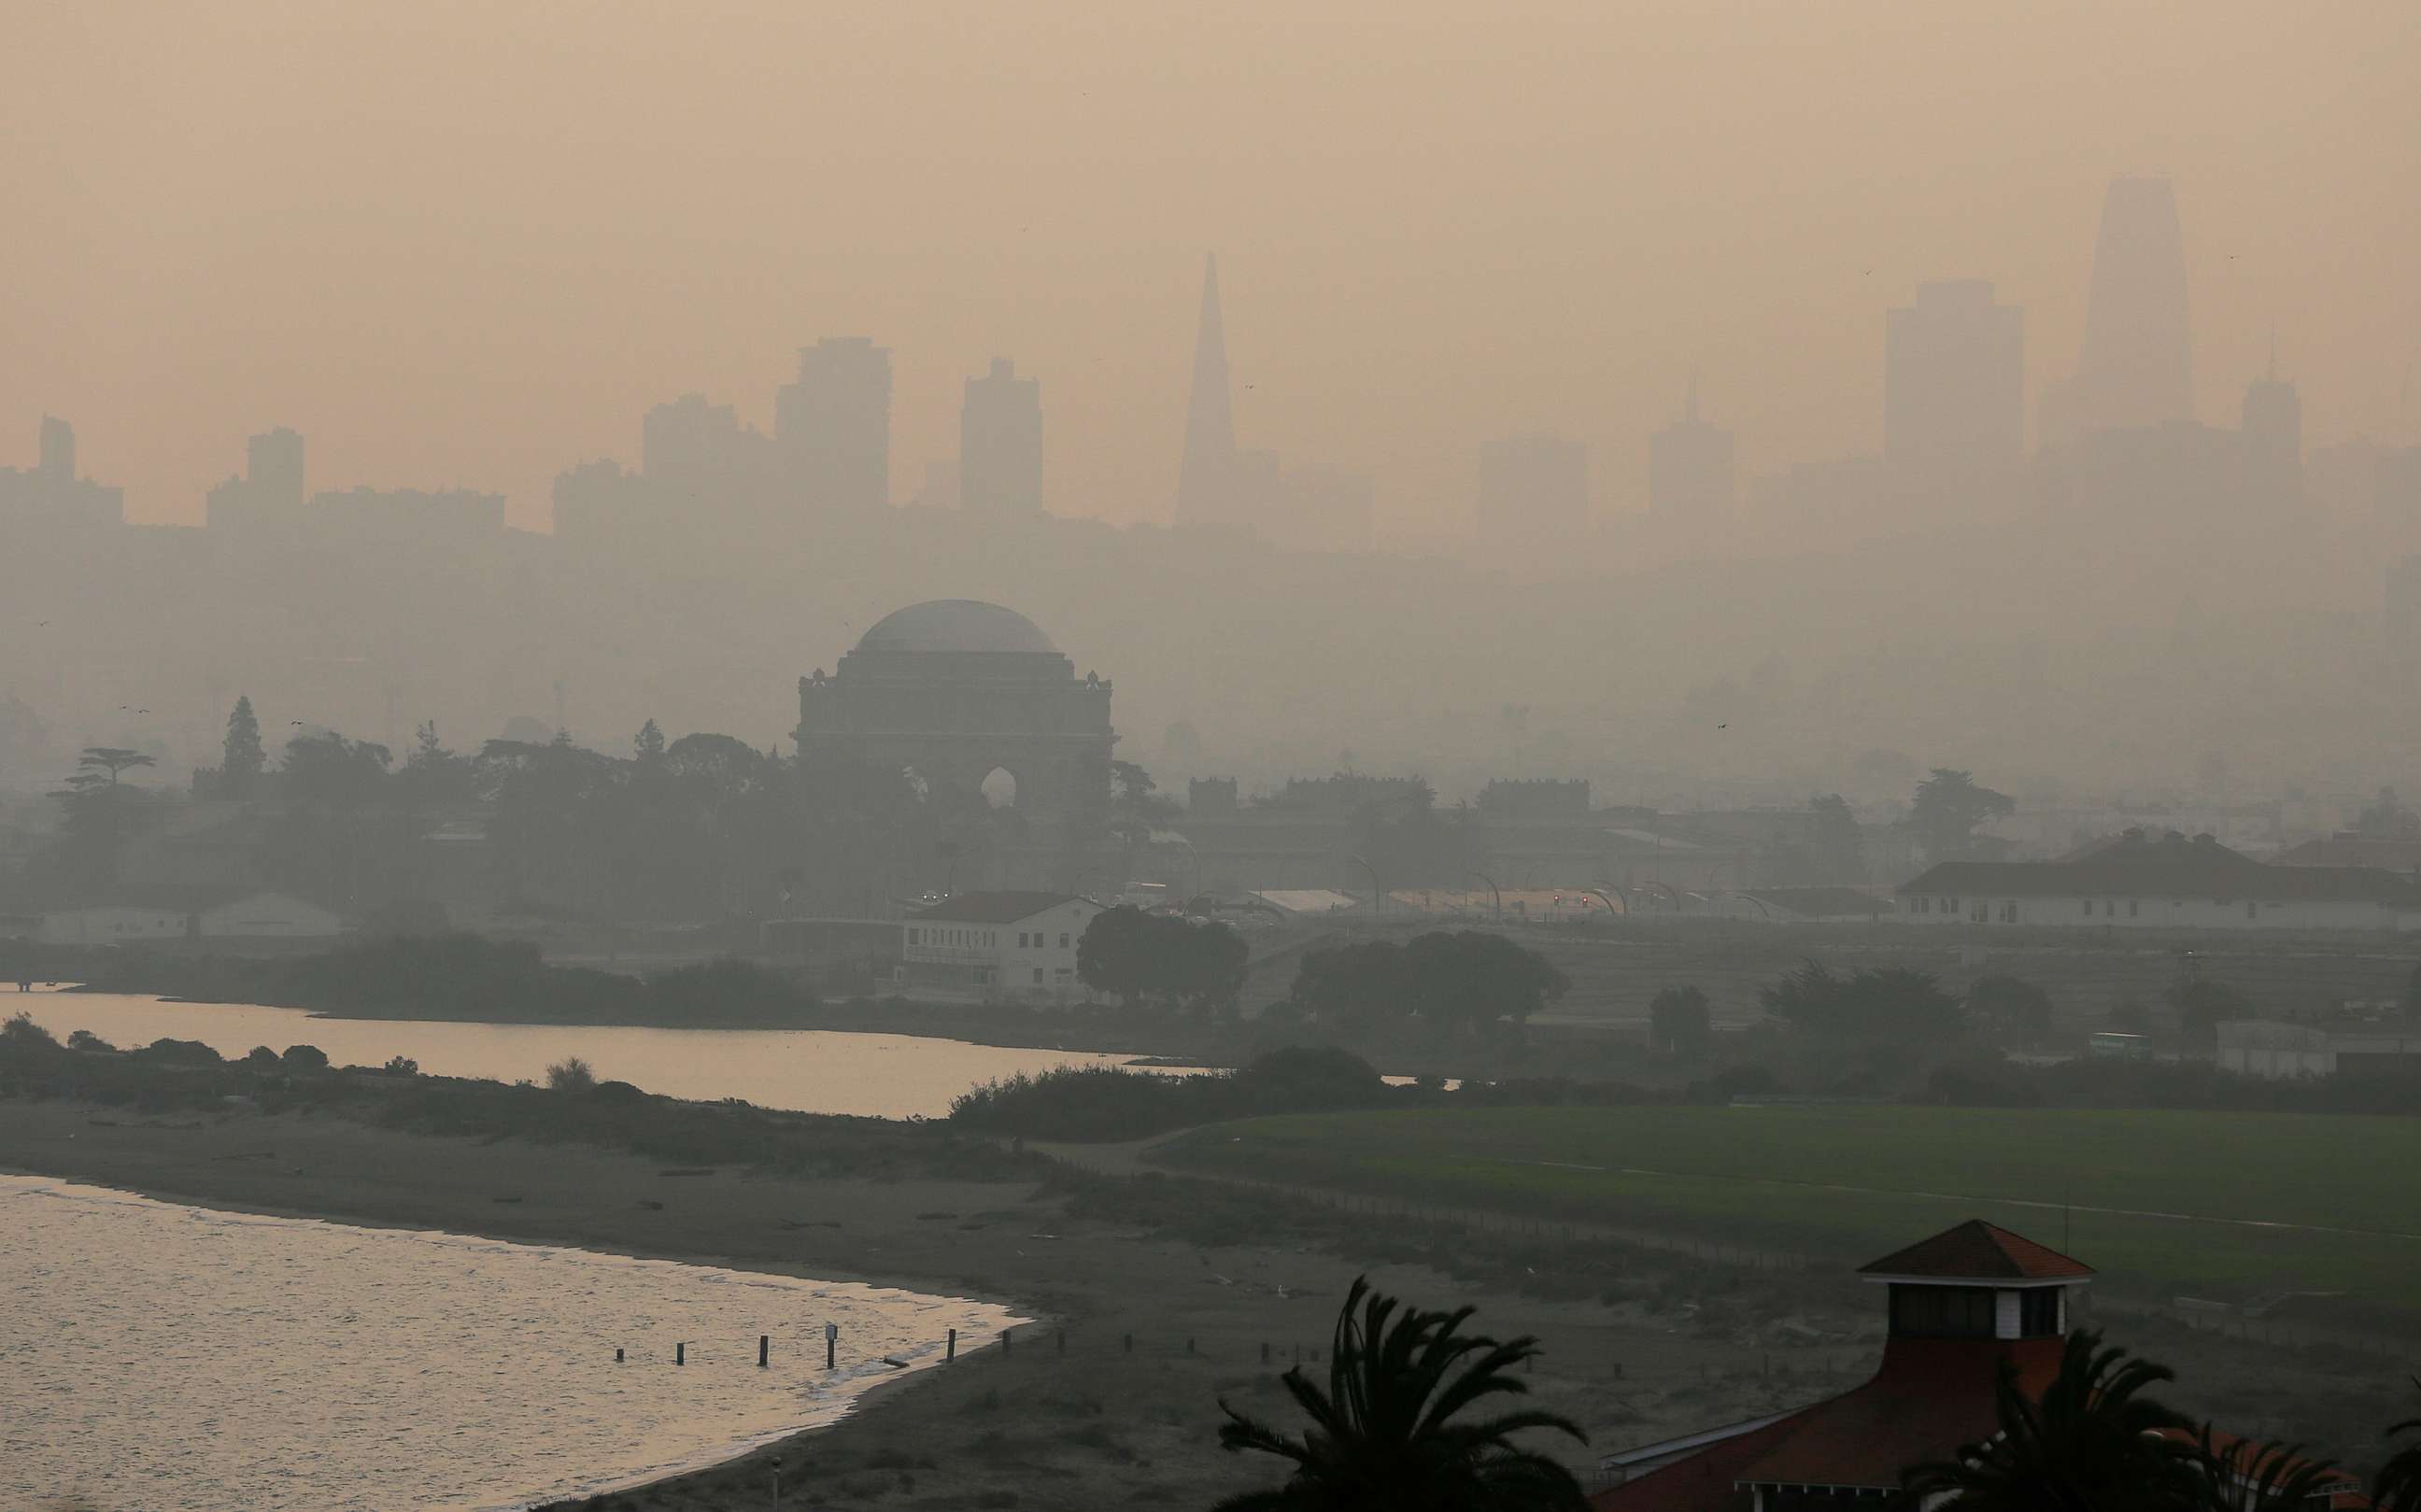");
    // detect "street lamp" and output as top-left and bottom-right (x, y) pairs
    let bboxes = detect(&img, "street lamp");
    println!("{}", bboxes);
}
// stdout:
(1348, 854), (1382, 921)
(1469, 870), (1502, 922)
